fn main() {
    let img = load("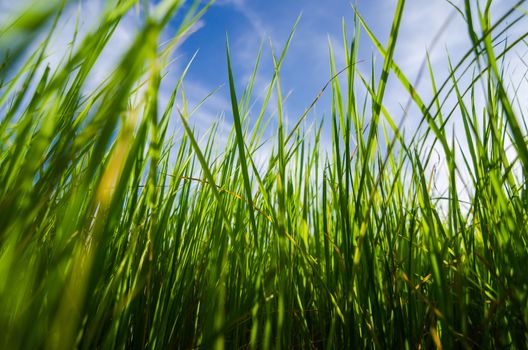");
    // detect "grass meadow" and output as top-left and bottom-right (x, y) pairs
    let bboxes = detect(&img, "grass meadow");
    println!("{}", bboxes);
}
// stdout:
(1, 0), (528, 348)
